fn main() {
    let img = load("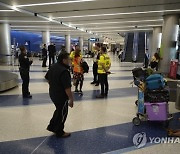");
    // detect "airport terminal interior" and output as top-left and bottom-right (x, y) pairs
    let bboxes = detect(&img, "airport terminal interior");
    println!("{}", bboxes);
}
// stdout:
(0, 0), (180, 154)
